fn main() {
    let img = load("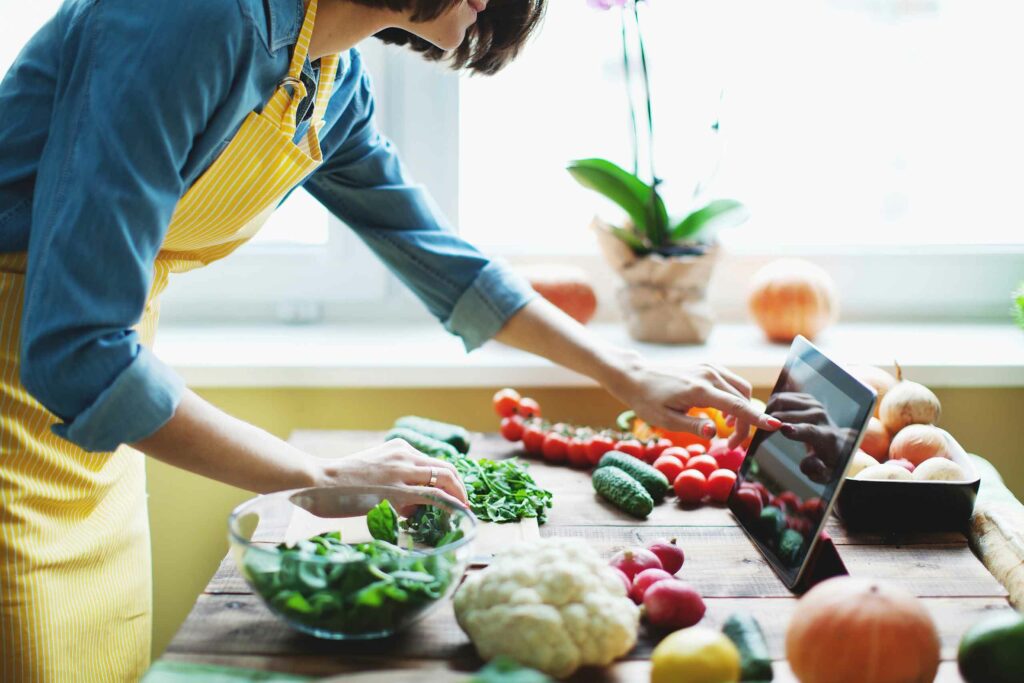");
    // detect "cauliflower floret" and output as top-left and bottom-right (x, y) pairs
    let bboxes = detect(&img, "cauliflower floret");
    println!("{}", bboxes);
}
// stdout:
(453, 538), (640, 679)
